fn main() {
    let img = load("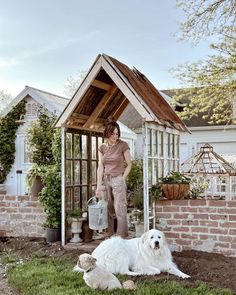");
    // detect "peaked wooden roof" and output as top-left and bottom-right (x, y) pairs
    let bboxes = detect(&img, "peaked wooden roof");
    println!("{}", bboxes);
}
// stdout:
(55, 54), (188, 133)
